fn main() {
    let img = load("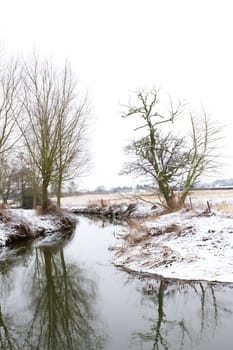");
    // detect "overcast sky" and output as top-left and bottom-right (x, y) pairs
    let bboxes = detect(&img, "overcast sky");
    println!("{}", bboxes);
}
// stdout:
(1, 0), (233, 189)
